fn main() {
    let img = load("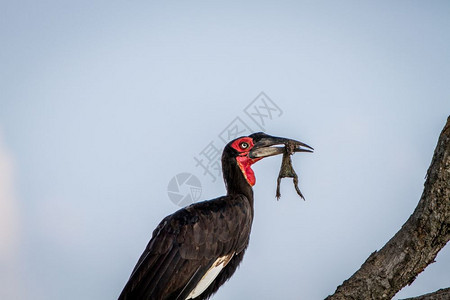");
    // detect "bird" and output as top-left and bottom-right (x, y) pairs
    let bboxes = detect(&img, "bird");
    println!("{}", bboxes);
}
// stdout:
(118, 132), (313, 300)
